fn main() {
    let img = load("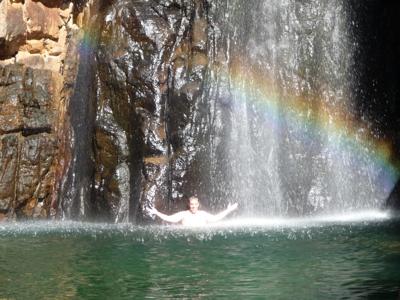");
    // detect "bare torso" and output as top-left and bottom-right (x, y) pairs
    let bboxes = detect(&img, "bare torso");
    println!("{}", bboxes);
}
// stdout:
(180, 210), (212, 226)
